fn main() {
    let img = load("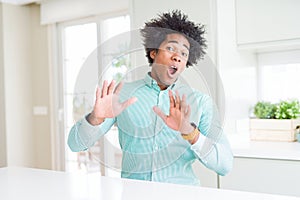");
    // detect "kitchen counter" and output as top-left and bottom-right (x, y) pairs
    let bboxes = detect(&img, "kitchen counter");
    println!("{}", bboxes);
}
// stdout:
(0, 167), (299, 200)
(228, 133), (300, 161)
